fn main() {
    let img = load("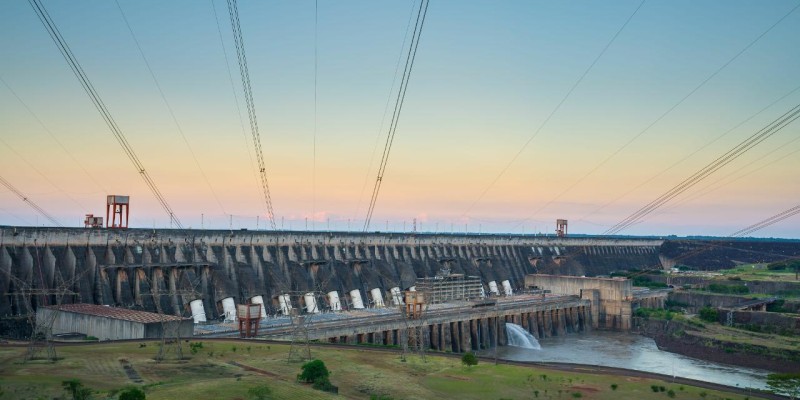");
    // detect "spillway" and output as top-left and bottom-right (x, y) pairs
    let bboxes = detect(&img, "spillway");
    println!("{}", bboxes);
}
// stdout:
(0, 227), (664, 320)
